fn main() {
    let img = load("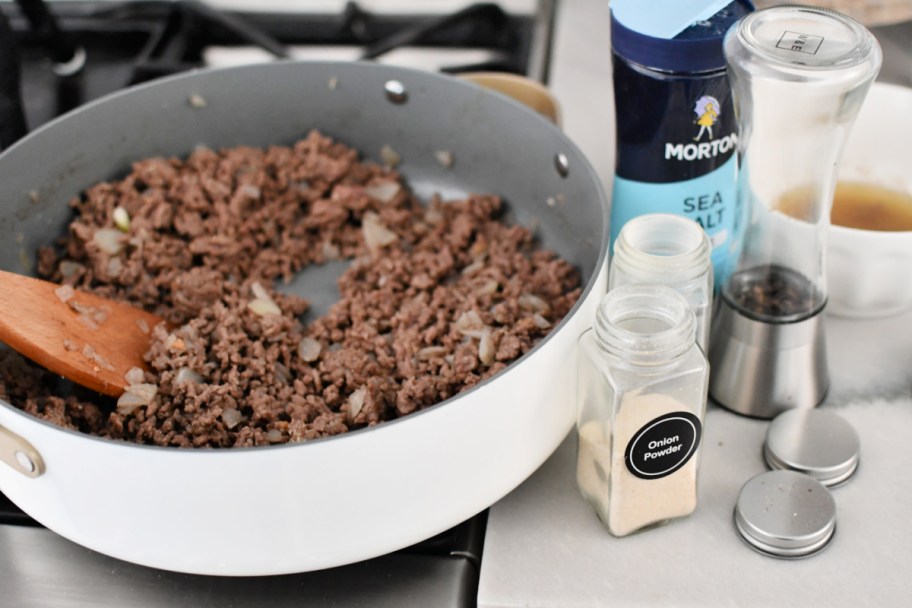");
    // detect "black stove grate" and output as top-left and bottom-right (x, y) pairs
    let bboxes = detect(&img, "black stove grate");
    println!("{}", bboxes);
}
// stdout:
(1, 0), (554, 138)
(0, 491), (39, 526)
